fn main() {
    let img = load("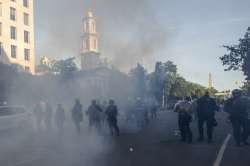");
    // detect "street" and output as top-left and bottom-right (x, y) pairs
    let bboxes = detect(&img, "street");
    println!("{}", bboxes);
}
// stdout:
(0, 111), (250, 166)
